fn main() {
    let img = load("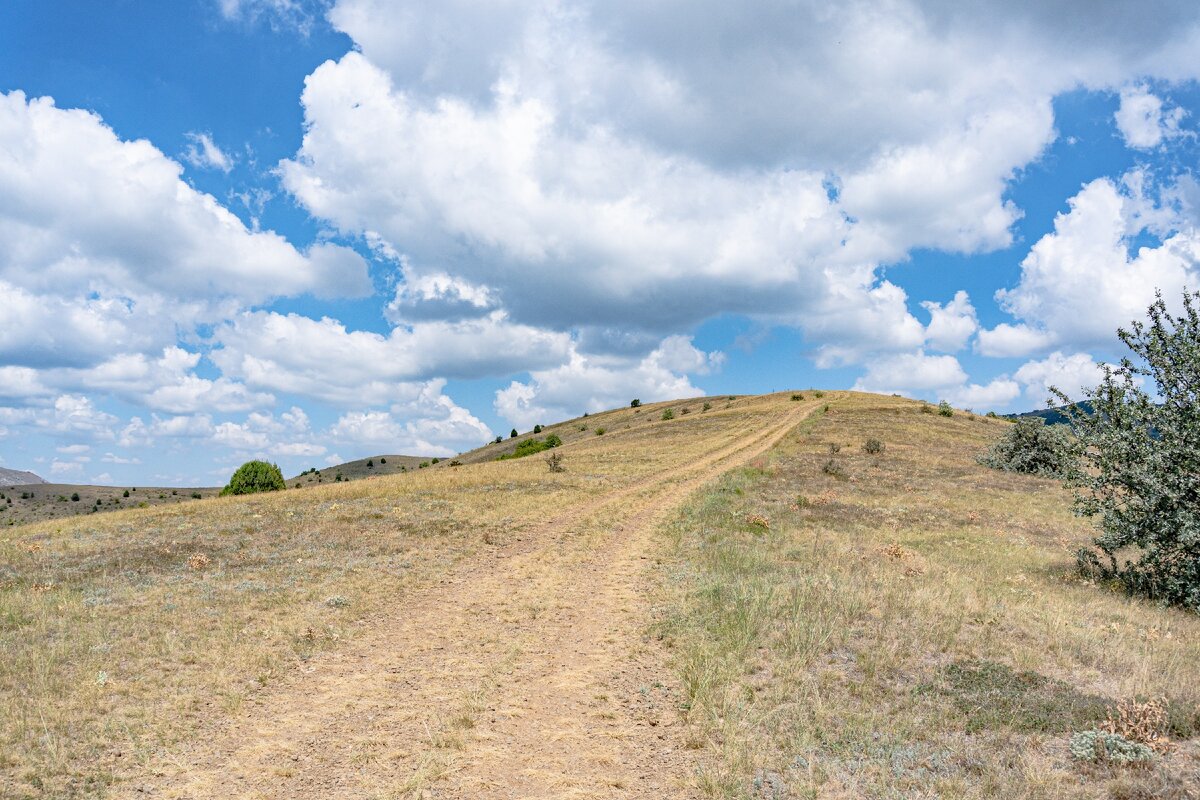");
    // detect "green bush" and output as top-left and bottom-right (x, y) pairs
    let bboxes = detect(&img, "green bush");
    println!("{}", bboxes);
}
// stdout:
(496, 434), (562, 461)
(510, 428), (518, 439)
(122, 489), (129, 498)
(533, 424), (543, 434)
(791, 393), (804, 401)
(220, 460), (286, 496)
(661, 409), (675, 421)
(978, 417), (1072, 476)
(595, 427), (606, 436)
(630, 399), (641, 408)
(1057, 289), (1200, 610)
(70, 493), (80, 502)
(938, 401), (954, 417)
